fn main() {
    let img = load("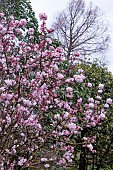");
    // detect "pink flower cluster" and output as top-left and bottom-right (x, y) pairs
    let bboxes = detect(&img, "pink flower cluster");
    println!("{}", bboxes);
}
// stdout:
(0, 12), (112, 169)
(39, 13), (48, 20)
